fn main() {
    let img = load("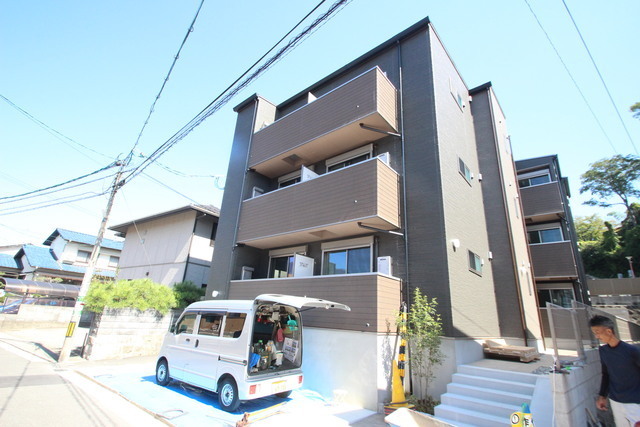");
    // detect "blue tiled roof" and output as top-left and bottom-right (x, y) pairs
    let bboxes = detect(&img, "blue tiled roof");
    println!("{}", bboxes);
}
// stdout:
(45, 228), (124, 251)
(17, 244), (115, 278)
(0, 253), (20, 269)
(21, 245), (60, 269)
